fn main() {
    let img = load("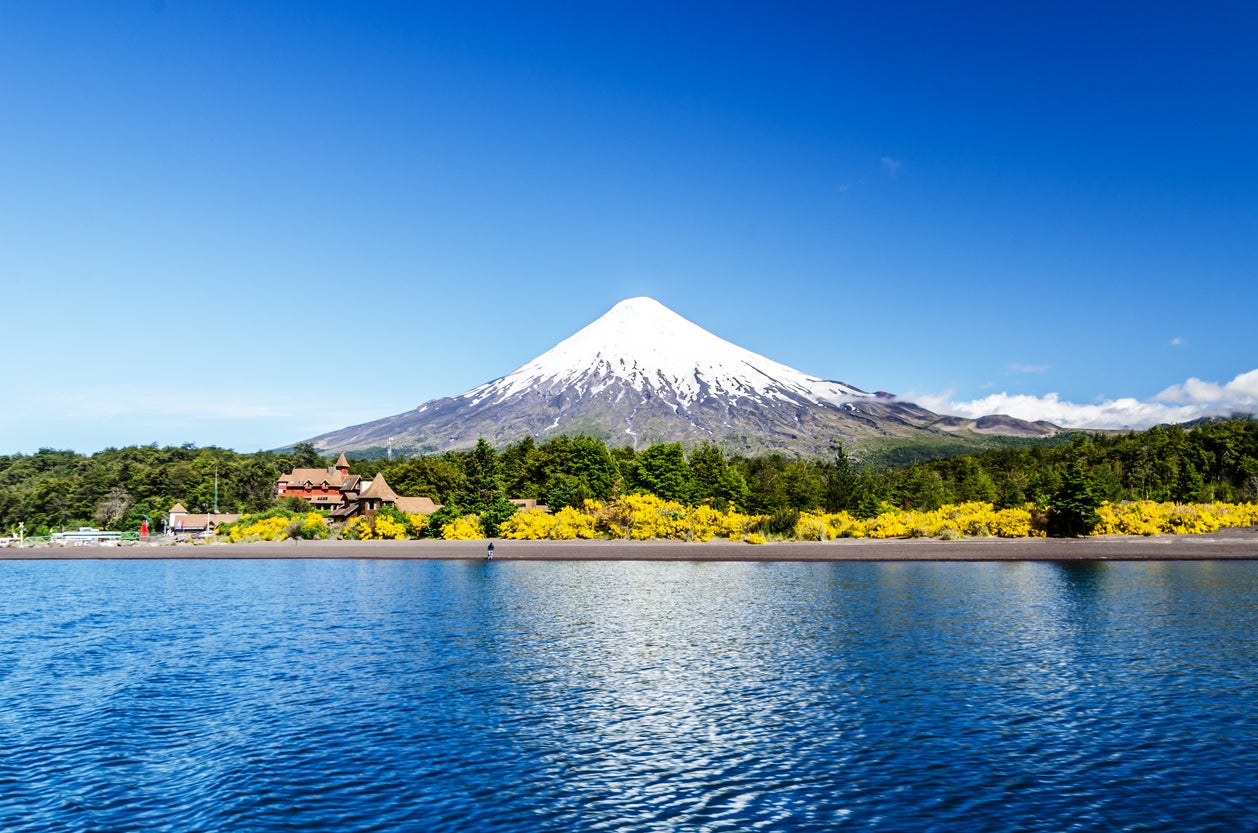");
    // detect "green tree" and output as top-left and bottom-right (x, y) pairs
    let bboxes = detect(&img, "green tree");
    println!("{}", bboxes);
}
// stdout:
(853, 469), (884, 519)
(950, 456), (998, 503)
(897, 465), (947, 511)
(480, 497), (519, 538)
(456, 438), (504, 512)
(689, 444), (749, 509)
(627, 443), (695, 504)
(543, 474), (585, 511)
(382, 456), (465, 504)
(532, 435), (621, 503)
(288, 442), (325, 469)
(1048, 459), (1101, 537)
(820, 444), (859, 512)
(568, 435), (621, 501)
(499, 436), (541, 499)
(782, 461), (824, 511)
